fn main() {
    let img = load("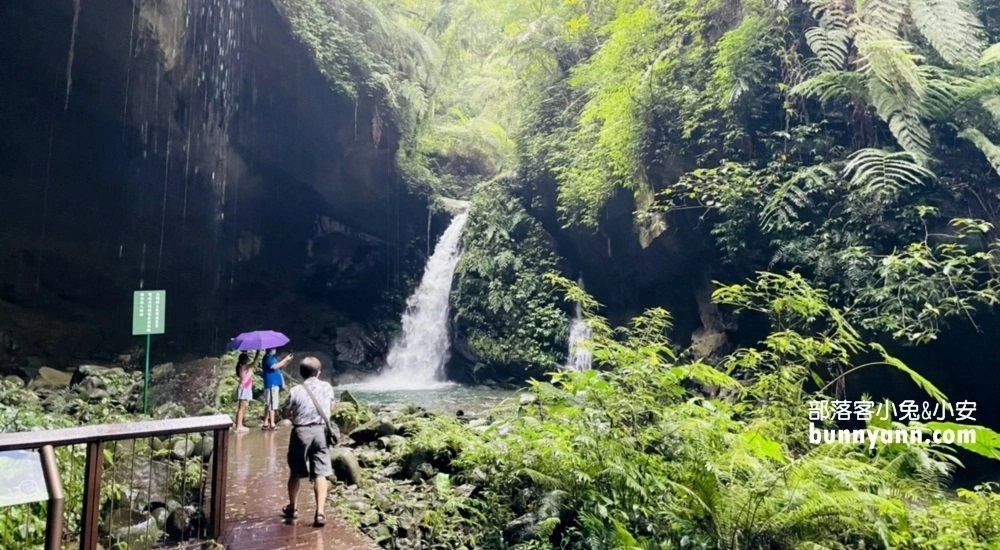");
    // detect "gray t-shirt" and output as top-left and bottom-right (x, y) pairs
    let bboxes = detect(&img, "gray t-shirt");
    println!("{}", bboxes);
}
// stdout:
(283, 378), (335, 426)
